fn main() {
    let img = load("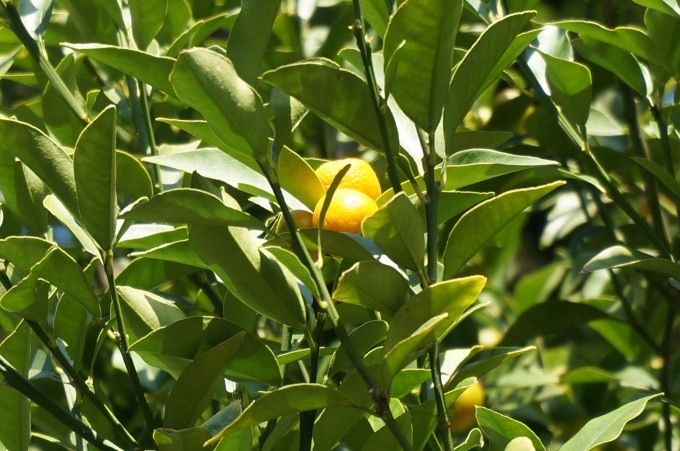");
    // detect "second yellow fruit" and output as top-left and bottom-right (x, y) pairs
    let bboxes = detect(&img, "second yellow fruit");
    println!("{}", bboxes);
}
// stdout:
(313, 188), (378, 234)
(449, 382), (485, 432)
